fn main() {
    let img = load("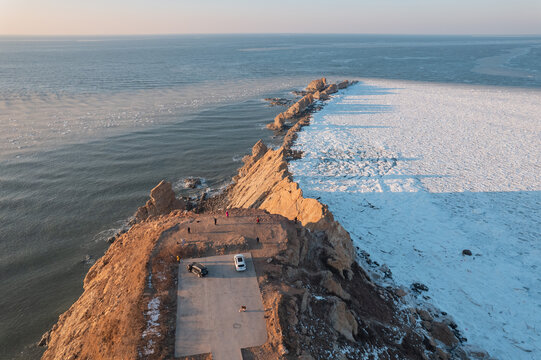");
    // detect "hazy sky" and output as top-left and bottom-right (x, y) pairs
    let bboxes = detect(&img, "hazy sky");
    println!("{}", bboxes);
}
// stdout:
(1, 0), (540, 35)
